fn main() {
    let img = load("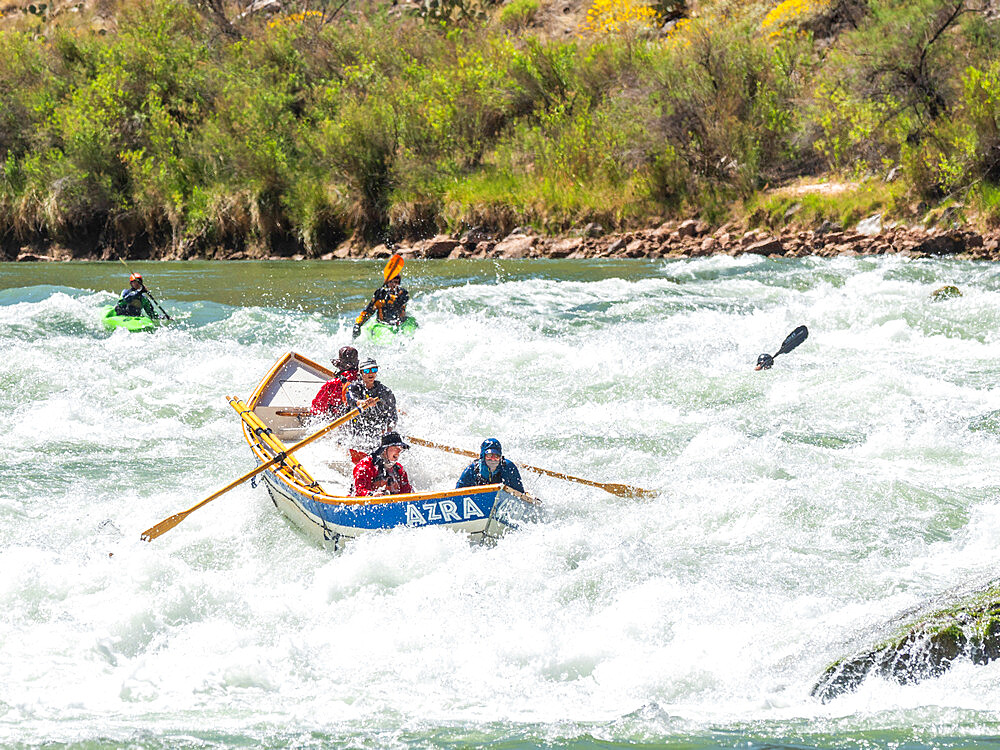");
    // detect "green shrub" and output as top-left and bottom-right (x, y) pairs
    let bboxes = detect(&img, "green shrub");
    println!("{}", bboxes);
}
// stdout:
(498, 0), (539, 31)
(636, 16), (810, 206)
(970, 181), (1000, 226)
(810, 0), (993, 183)
(6, 0), (1000, 253)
